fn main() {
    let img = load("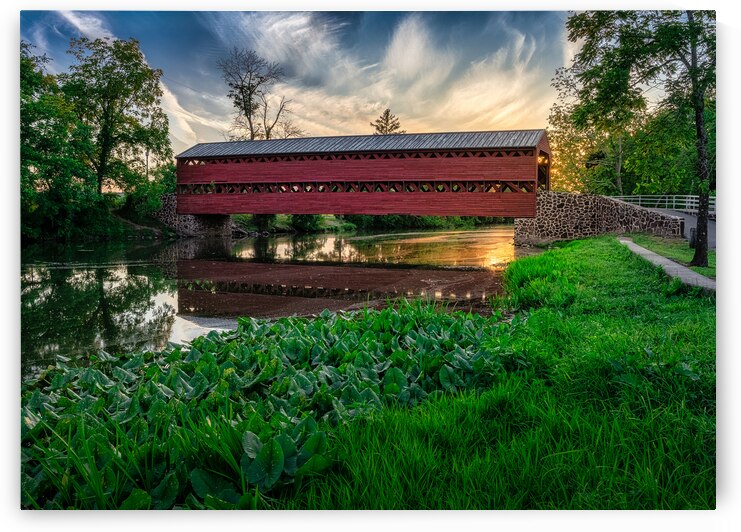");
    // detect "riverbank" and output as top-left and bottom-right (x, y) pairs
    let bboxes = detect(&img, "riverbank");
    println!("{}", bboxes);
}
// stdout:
(21, 236), (715, 509)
